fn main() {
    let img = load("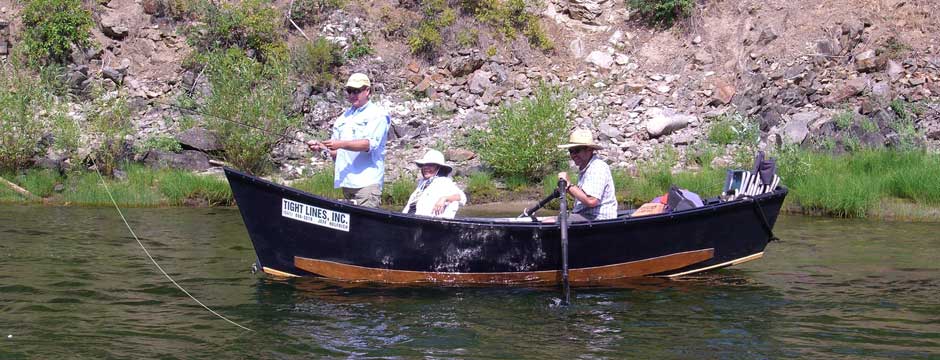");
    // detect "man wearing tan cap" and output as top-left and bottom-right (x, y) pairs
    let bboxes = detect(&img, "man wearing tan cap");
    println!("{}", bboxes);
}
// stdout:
(556, 128), (617, 221)
(307, 73), (390, 207)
